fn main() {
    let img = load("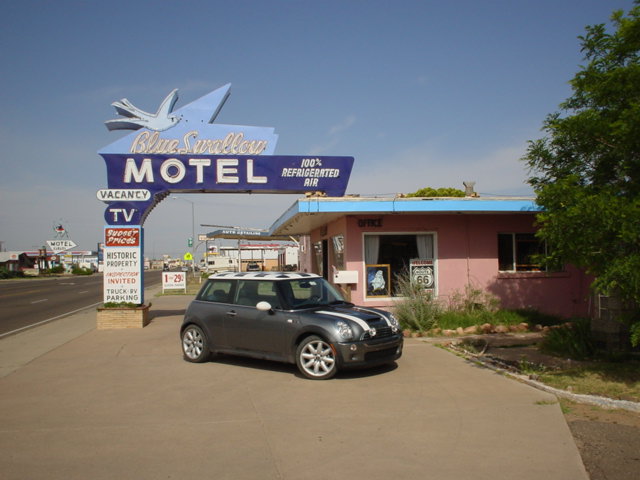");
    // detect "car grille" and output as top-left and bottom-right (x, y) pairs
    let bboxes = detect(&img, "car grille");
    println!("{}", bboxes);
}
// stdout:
(365, 347), (398, 362)
(362, 326), (393, 340)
